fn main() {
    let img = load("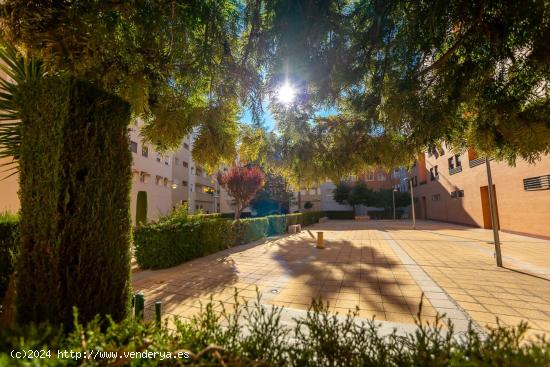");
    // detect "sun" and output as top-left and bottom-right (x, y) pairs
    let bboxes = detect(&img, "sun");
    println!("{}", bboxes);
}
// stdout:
(276, 82), (297, 105)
